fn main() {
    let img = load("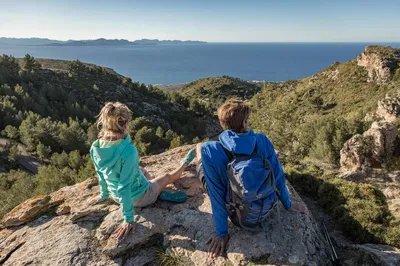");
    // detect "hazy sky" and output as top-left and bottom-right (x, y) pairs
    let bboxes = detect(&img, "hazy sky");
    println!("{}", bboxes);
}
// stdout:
(1, 0), (399, 42)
